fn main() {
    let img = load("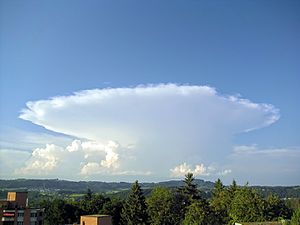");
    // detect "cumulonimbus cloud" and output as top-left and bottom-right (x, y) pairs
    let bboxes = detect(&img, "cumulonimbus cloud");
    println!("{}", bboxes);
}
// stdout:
(18, 84), (280, 179)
